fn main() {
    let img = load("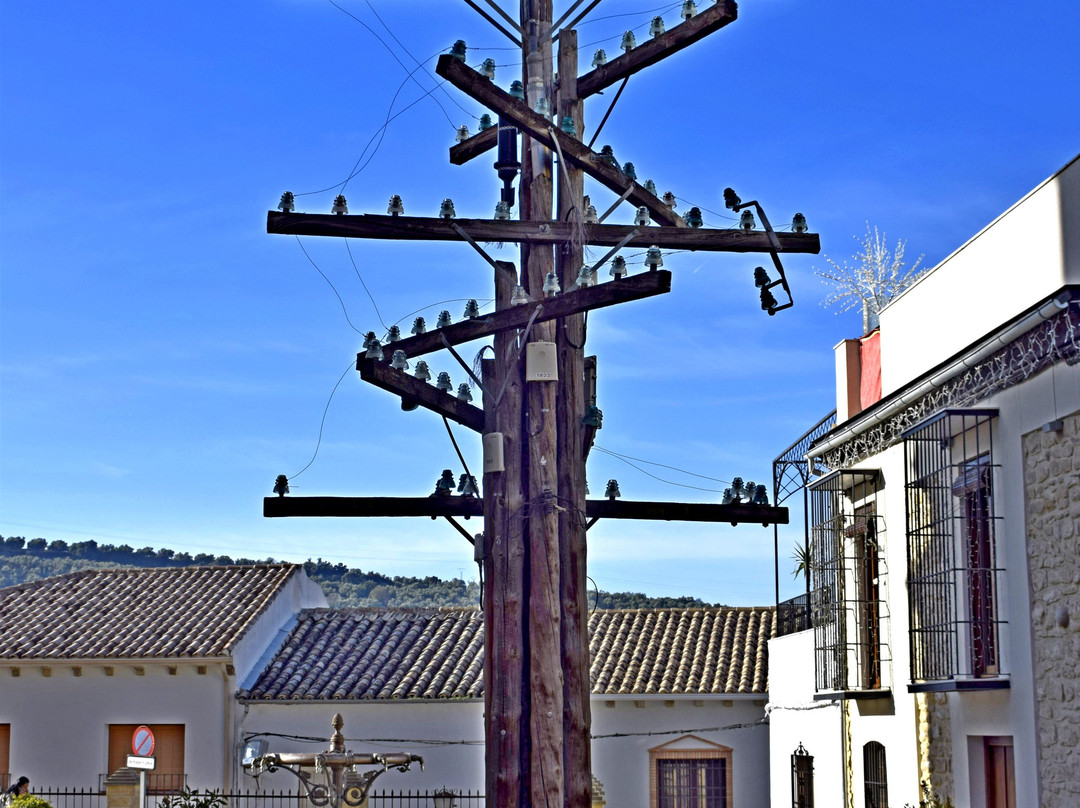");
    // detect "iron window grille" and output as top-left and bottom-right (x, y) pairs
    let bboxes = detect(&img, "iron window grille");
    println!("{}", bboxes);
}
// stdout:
(809, 469), (888, 693)
(791, 743), (814, 808)
(903, 409), (1006, 687)
(862, 741), (888, 808)
(656, 758), (727, 808)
